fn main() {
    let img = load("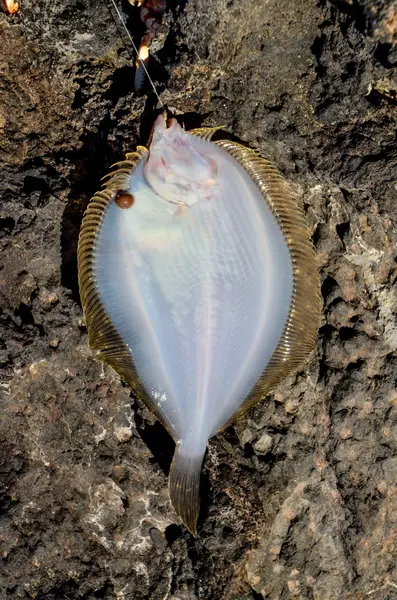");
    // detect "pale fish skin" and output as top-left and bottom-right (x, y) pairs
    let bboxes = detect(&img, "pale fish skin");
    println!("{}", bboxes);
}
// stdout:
(78, 116), (320, 533)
